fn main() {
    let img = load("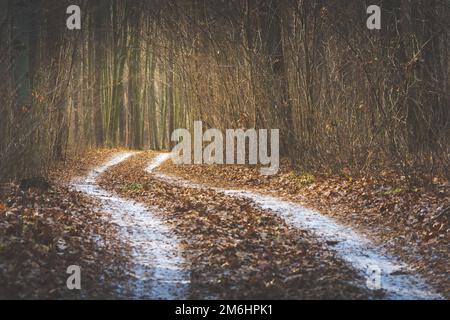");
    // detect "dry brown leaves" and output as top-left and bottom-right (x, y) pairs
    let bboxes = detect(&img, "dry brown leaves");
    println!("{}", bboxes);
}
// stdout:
(0, 149), (131, 299)
(49, 148), (122, 182)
